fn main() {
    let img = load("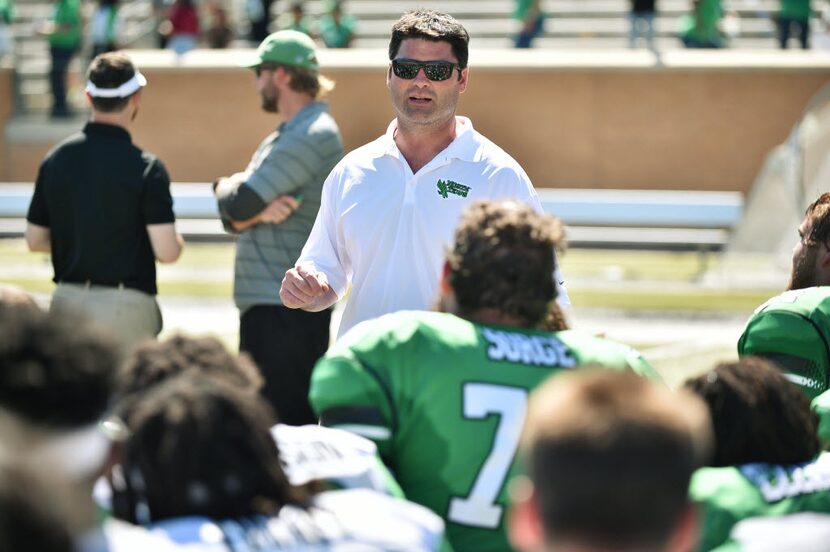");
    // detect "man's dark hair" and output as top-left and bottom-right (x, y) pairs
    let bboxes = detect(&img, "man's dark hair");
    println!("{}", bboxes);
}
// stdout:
(87, 51), (140, 112)
(448, 201), (564, 327)
(0, 305), (118, 429)
(523, 370), (711, 551)
(116, 333), (263, 419)
(389, 9), (470, 68)
(115, 375), (308, 523)
(803, 192), (830, 249)
(682, 357), (820, 467)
